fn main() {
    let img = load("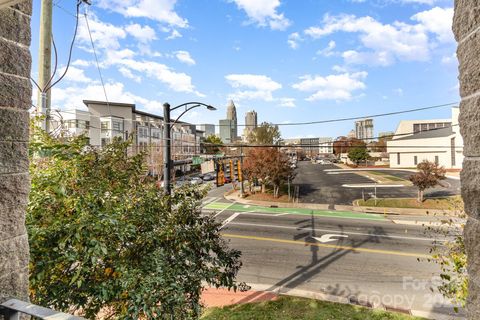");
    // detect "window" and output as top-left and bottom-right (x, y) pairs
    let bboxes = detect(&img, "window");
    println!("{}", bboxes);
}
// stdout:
(413, 124), (420, 133)
(435, 156), (439, 165)
(397, 153), (400, 165)
(101, 121), (109, 130)
(414, 156), (418, 165)
(421, 123), (428, 131)
(428, 123), (436, 130)
(112, 121), (122, 132)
